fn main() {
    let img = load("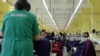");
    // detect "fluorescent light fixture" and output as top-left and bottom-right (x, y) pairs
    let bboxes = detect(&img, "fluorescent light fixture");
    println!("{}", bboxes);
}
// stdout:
(56, 26), (59, 31)
(65, 0), (83, 31)
(3, 0), (7, 2)
(42, 0), (59, 31)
